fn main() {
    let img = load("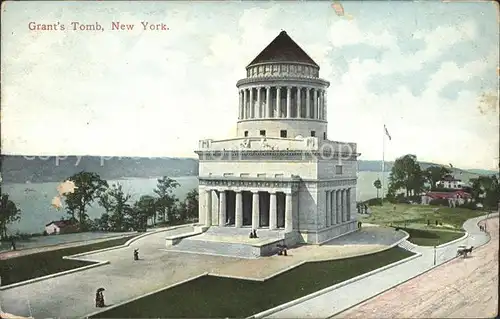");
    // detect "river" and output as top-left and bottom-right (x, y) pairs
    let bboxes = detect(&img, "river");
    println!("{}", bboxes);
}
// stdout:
(2, 172), (388, 235)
